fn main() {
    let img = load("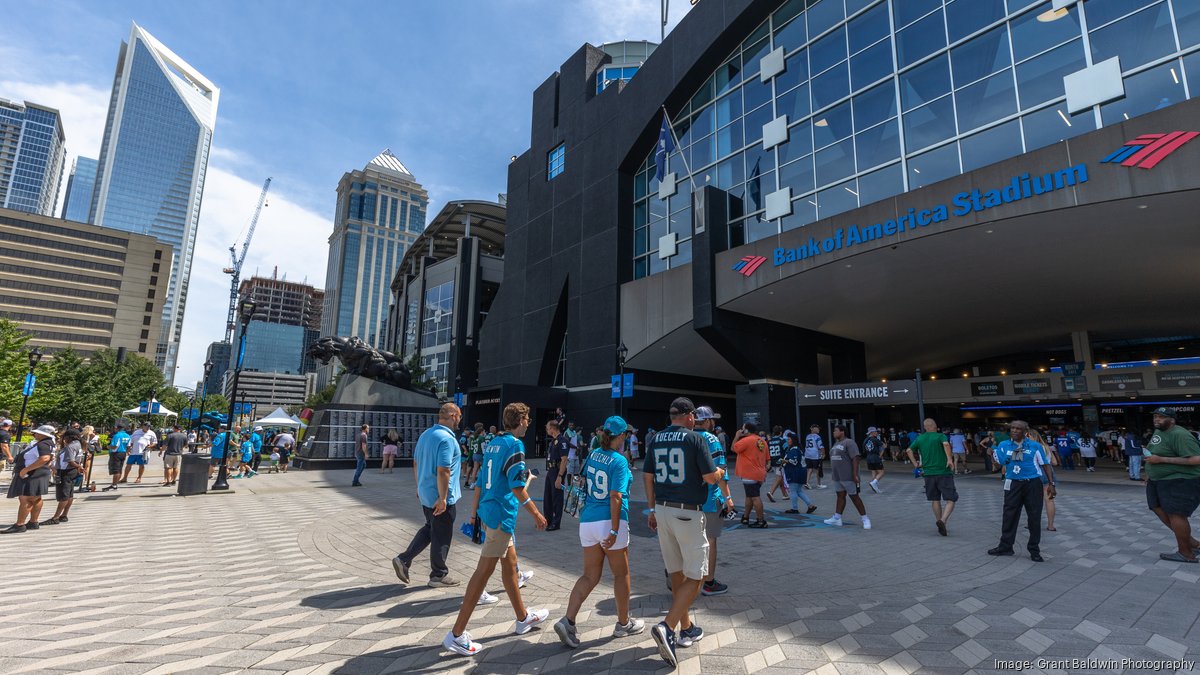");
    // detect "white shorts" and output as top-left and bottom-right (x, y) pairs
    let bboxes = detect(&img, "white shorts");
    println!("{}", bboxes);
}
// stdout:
(579, 520), (630, 550)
